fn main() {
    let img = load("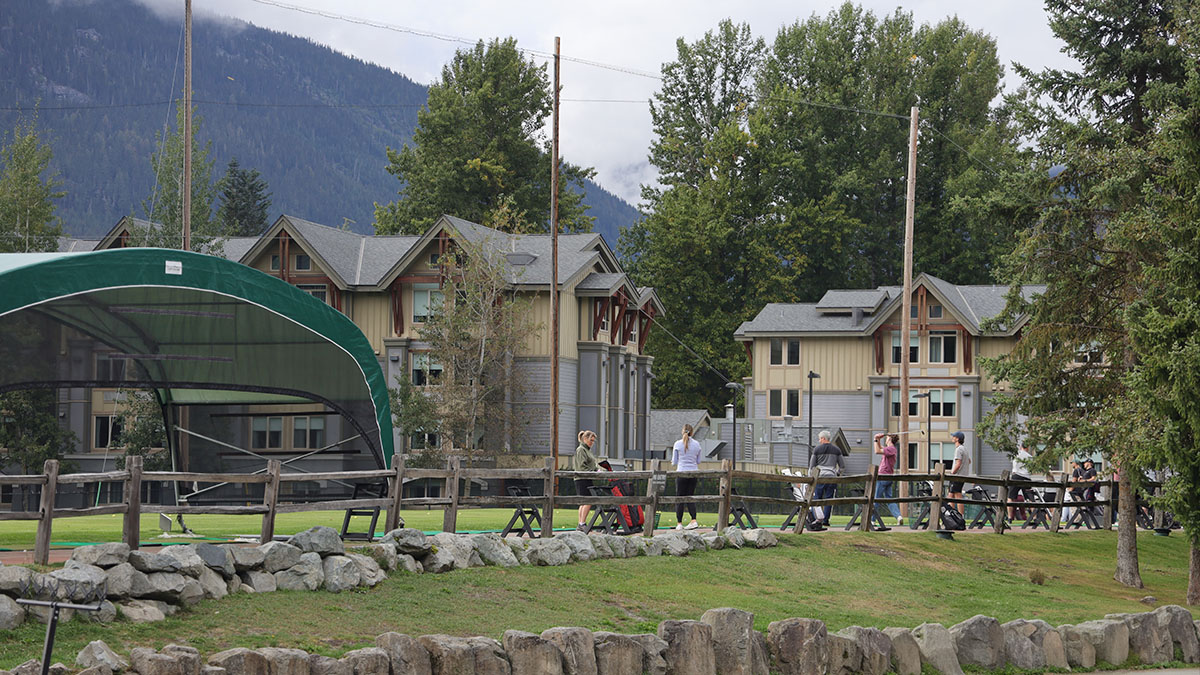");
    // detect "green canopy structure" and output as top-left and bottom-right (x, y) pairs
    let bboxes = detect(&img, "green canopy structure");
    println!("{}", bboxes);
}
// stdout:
(0, 248), (393, 470)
